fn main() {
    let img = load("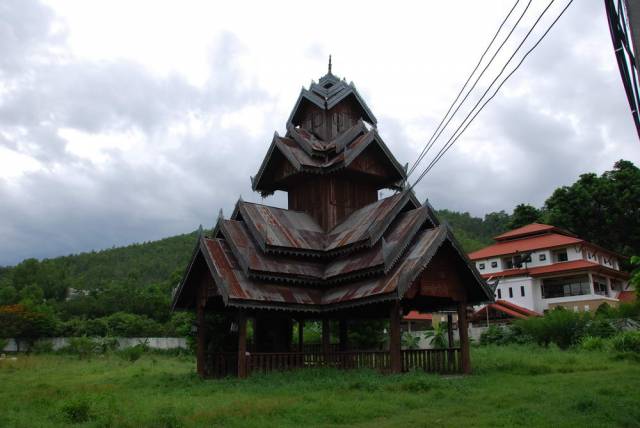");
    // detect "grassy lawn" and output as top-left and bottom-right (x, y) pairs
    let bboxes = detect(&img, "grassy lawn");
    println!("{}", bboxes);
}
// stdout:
(1, 345), (639, 427)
